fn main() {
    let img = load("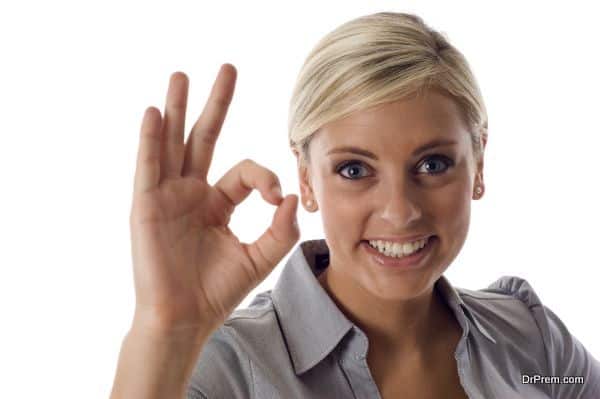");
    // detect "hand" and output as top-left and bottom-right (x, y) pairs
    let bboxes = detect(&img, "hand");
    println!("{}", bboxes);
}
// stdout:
(129, 65), (300, 336)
